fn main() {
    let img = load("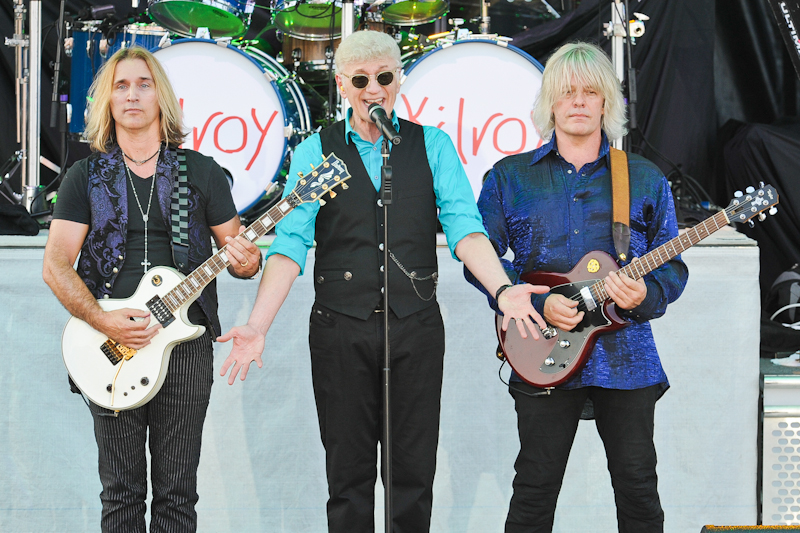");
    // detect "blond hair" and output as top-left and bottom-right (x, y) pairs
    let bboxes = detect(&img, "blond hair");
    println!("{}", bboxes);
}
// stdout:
(84, 46), (186, 152)
(532, 42), (627, 142)
(334, 30), (401, 73)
